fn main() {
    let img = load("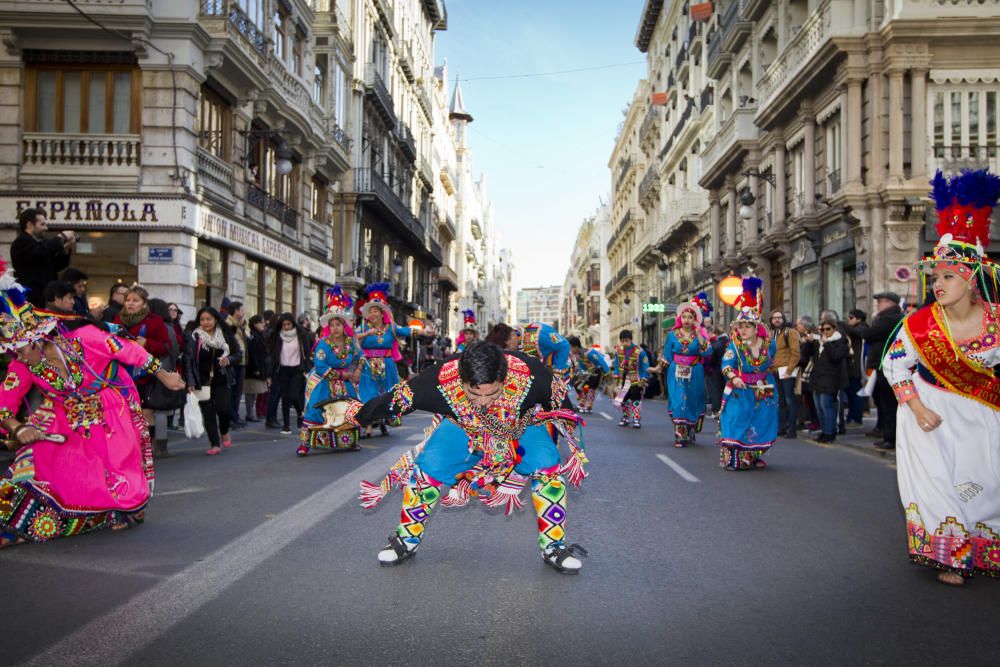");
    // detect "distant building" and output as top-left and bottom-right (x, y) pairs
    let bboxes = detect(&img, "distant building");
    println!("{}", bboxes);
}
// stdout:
(516, 286), (562, 328)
